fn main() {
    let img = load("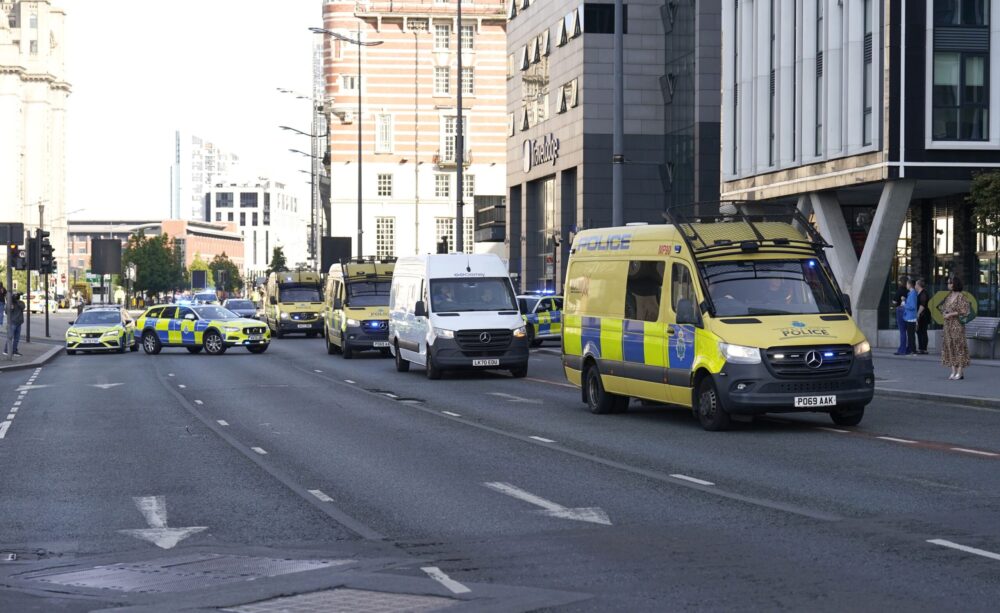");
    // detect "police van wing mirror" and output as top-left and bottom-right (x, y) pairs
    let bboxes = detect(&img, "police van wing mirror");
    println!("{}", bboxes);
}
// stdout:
(842, 293), (852, 315)
(414, 300), (428, 318)
(184, 313), (196, 321)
